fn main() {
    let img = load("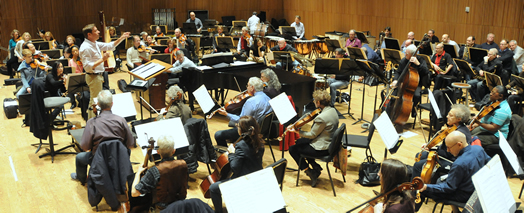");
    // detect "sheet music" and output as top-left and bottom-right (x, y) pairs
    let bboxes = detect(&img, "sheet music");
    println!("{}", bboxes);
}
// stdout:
(93, 93), (136, 119)
(129, 79), (147, 87)
(192, 85), (215, 114)
(427, 90), (442, 119)
(472, 155), (516, 213)
(230, 61), (256, 66)
(195, 65), (213, 70)
(498, 131), (524, 175)
(132, 62), (165, 79)
(134, 118), (190, 156)
(220, 168), (286, 213)
(373, 112), (400, 149)
(268, 92), (296, 124)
